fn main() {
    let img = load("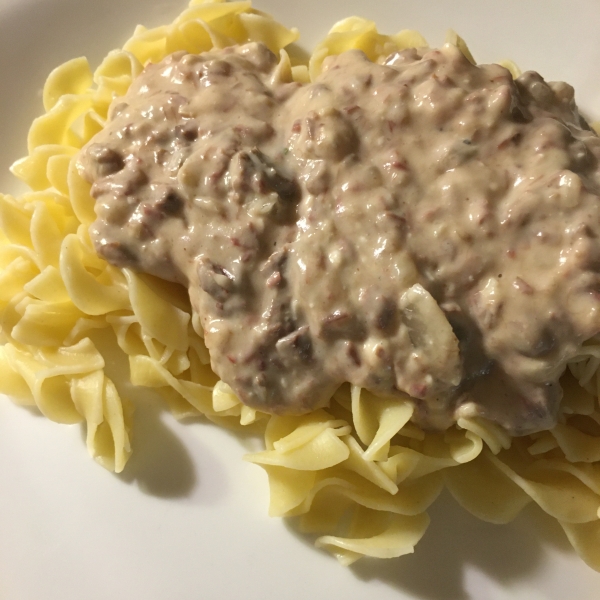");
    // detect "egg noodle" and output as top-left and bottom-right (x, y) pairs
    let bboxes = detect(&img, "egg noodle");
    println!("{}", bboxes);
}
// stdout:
(2, 0), (600, 569)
